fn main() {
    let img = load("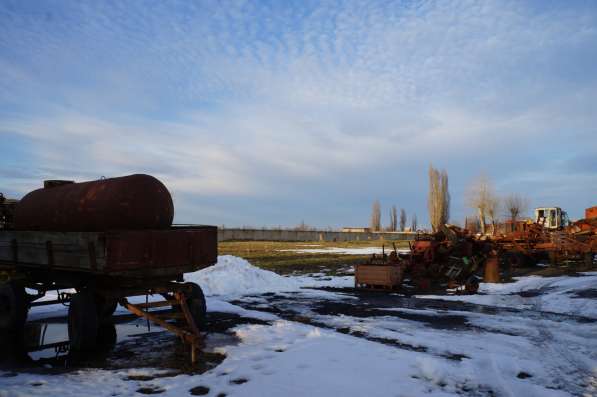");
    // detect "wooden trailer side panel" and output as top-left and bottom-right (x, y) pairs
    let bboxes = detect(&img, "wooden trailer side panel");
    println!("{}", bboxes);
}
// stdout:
(0, 226), (217, 278)
(105, 227), (217, 275)
(0, 231), (105, 271)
